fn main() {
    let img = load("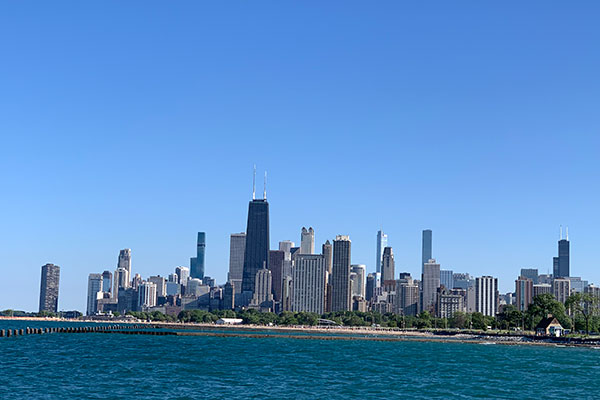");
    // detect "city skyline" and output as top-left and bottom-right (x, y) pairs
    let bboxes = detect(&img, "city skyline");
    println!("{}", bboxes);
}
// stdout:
(2, 2), (599, 312)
